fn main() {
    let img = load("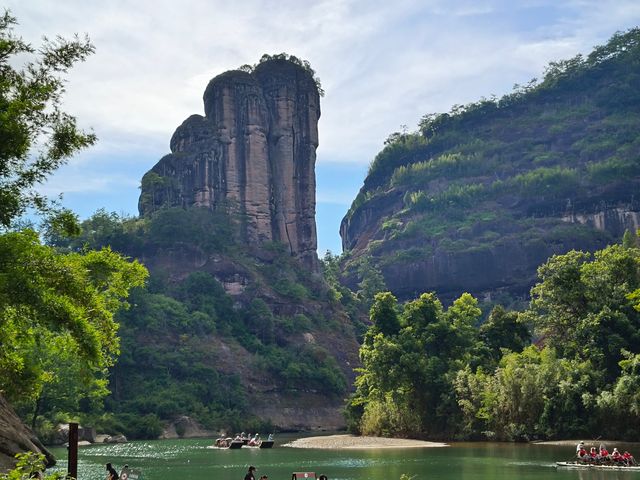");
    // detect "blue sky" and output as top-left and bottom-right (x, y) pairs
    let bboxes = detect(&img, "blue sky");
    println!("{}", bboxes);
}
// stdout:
(6, 0), (640, 254)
